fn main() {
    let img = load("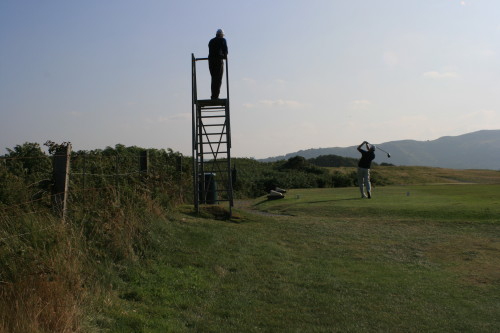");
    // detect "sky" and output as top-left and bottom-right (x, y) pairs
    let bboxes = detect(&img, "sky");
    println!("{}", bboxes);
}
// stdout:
(1, 0), (499, 158)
